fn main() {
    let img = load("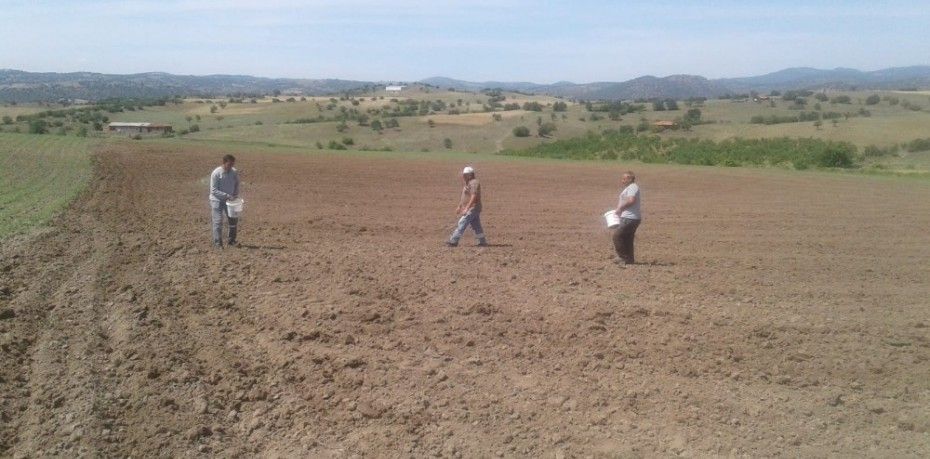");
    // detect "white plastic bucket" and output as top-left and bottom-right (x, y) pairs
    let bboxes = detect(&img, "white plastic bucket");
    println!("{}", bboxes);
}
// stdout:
(604, 210), (620, 229)
(226, 198), (244, 218)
